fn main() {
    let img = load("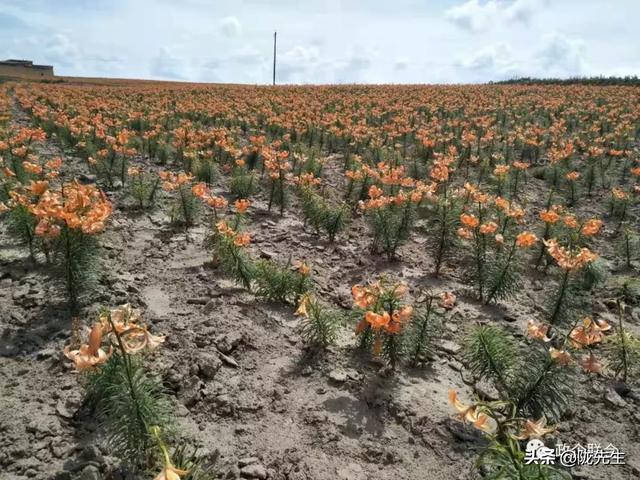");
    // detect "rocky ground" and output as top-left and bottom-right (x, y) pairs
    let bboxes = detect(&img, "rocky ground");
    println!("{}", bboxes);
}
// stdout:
(1, 105), (640, 480)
